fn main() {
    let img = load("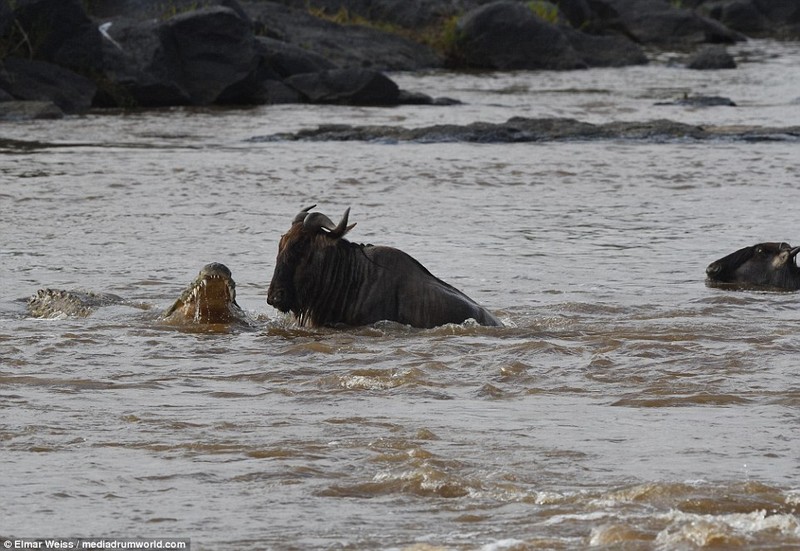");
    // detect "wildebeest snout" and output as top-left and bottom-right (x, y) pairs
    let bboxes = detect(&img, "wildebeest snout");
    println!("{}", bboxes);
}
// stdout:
(266, 286), (289, 312)
(706, 262), (722, 277)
